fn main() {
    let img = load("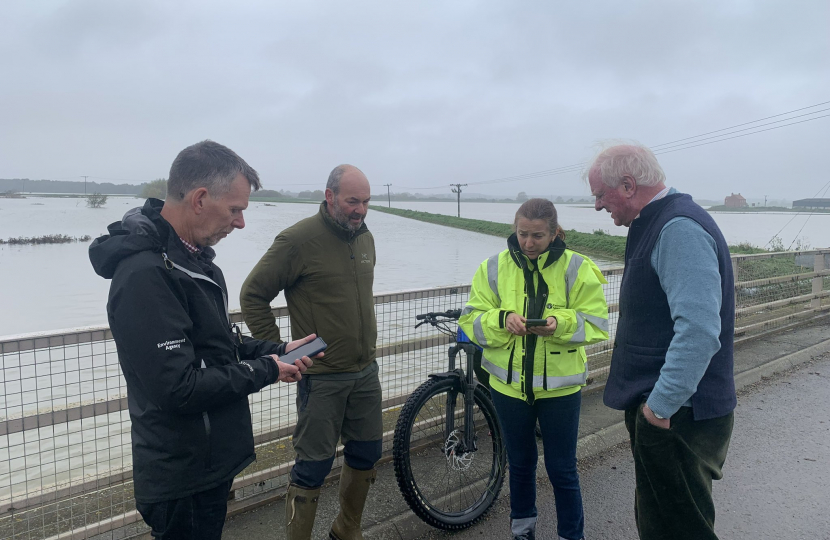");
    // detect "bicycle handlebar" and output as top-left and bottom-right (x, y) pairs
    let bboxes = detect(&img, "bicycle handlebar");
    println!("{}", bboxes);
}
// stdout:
(415, 309), (462, 321)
